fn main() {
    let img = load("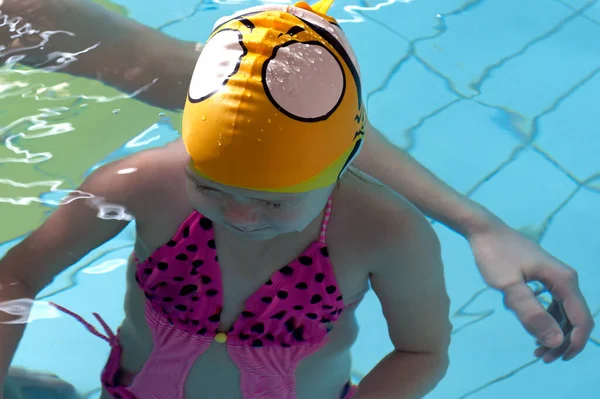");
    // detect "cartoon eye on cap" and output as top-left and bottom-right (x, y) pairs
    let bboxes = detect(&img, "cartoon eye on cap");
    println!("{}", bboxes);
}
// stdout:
(264, 42), (345, 121)
(188, 30), (246, 103)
